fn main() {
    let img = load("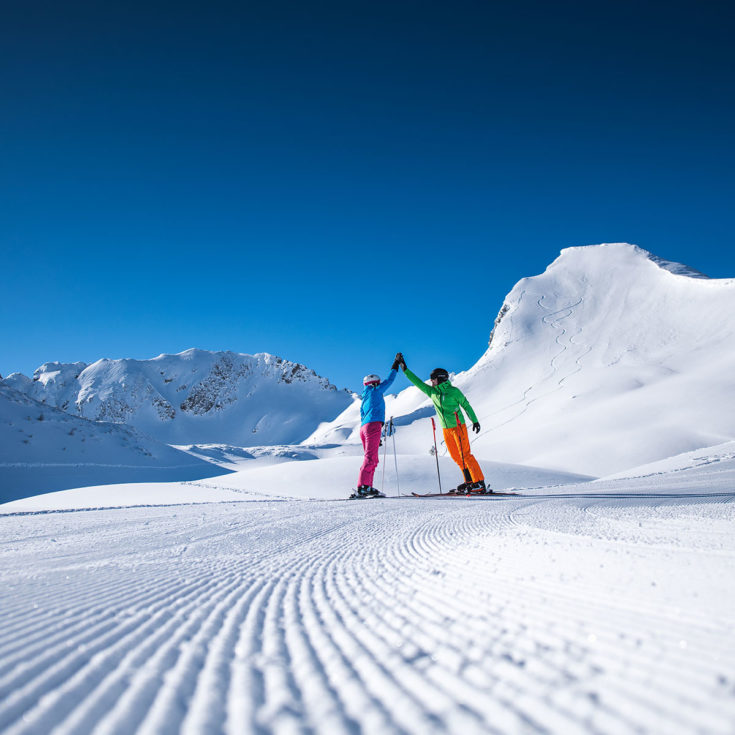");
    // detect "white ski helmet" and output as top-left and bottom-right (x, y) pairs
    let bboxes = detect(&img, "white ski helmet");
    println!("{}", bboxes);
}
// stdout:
(363, 374), (380, 386)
